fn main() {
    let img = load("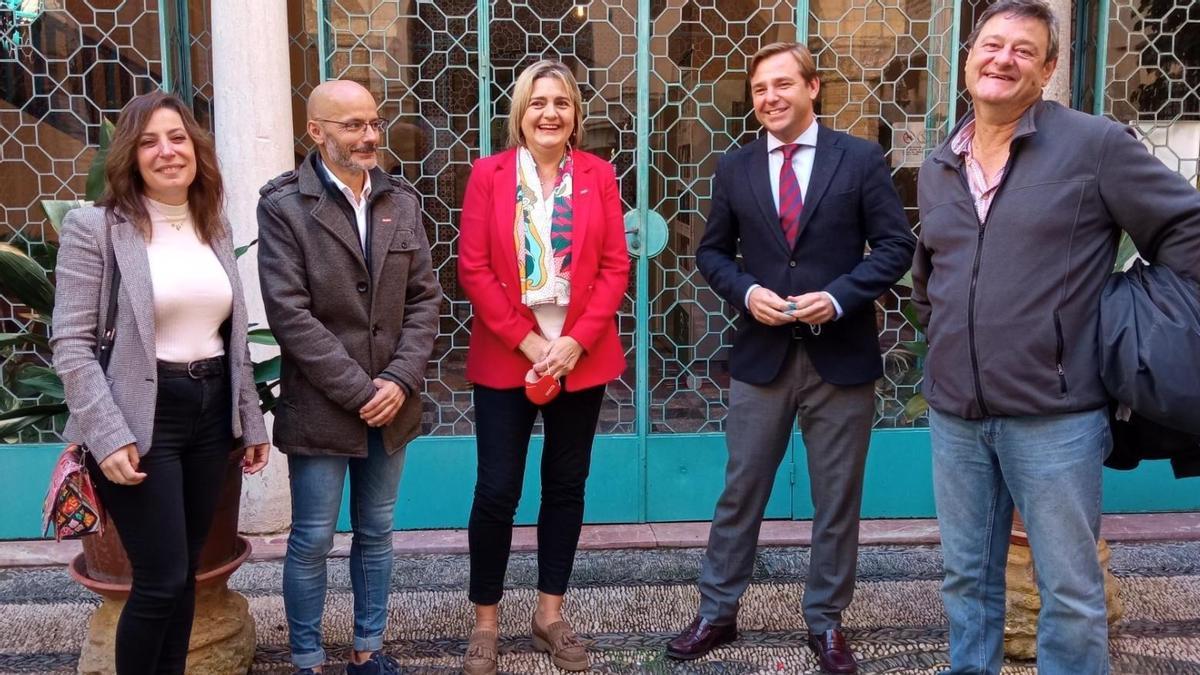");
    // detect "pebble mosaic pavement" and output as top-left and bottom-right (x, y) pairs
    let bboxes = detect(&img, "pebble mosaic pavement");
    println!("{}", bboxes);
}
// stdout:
(1, 543), (1199, 673)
